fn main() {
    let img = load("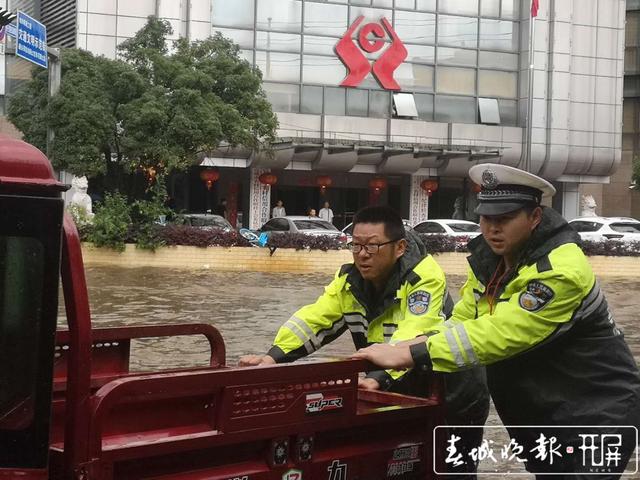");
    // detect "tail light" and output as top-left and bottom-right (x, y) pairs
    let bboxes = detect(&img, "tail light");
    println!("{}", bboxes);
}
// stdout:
(339, 234), (348, 243)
